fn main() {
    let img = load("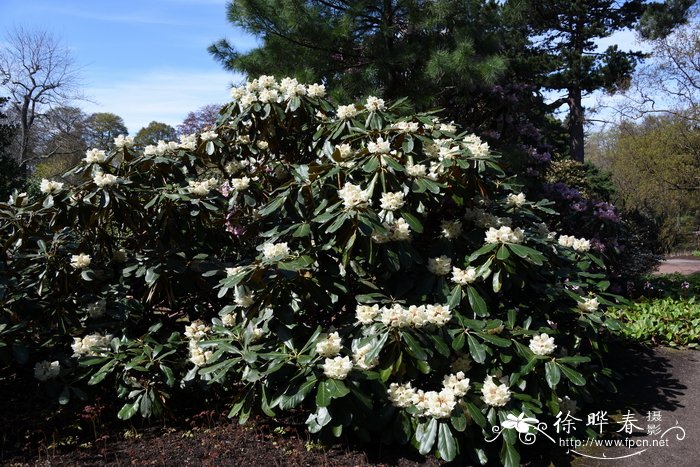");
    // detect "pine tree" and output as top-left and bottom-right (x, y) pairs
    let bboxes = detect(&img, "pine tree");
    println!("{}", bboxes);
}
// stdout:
(509, 0), (693, 162)
(209, 0), (507, 110)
